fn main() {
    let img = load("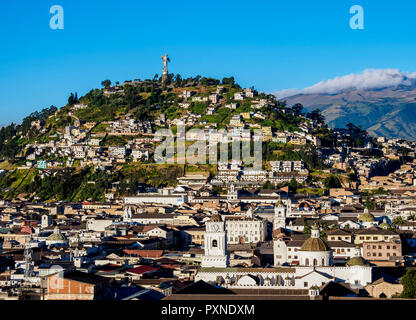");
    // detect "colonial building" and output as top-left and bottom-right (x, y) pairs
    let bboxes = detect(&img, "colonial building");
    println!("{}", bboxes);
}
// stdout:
(196, 219), (372, 291)
(201, 214), (229, 268)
